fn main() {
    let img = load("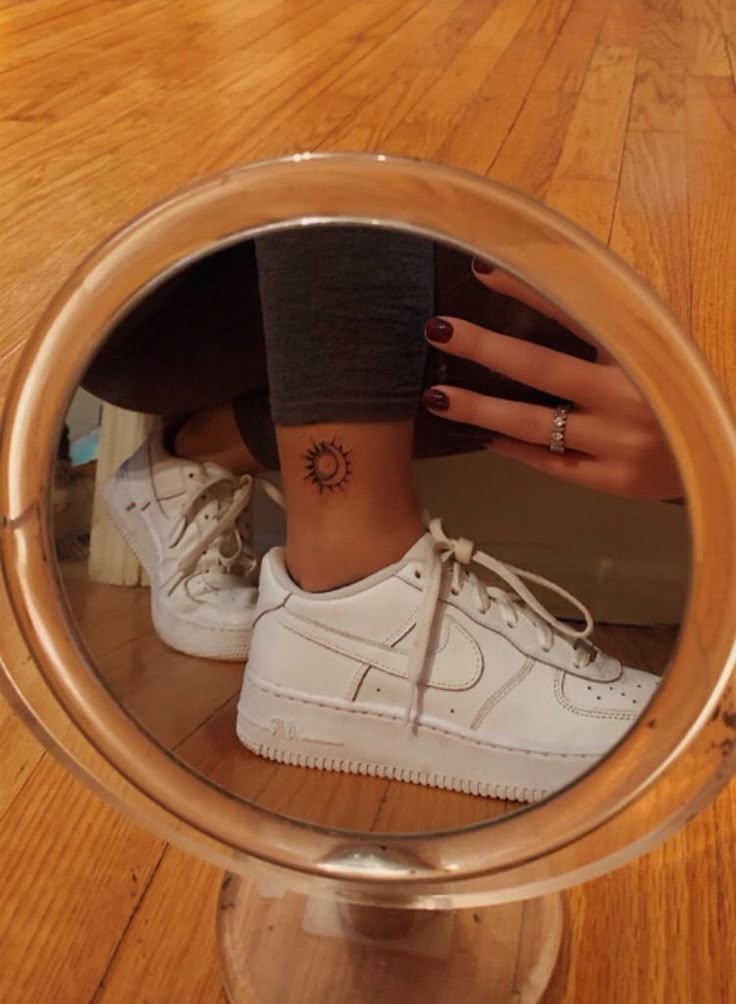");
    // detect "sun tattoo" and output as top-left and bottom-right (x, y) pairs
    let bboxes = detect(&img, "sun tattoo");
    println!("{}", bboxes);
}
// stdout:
(304, 437), (352, 493)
